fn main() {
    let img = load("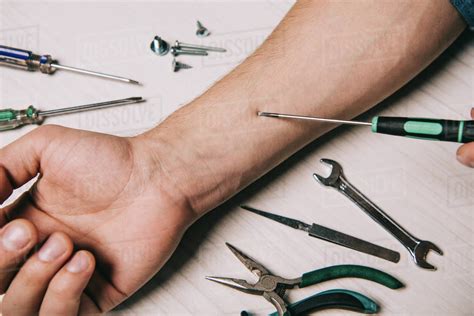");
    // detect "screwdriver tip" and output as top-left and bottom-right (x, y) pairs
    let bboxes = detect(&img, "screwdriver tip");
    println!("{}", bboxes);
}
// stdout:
(257, 111), (279, 118)
(128, 97), (145, 102)
(129, 79), (141, 85)
(240, 205), (267, 216)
